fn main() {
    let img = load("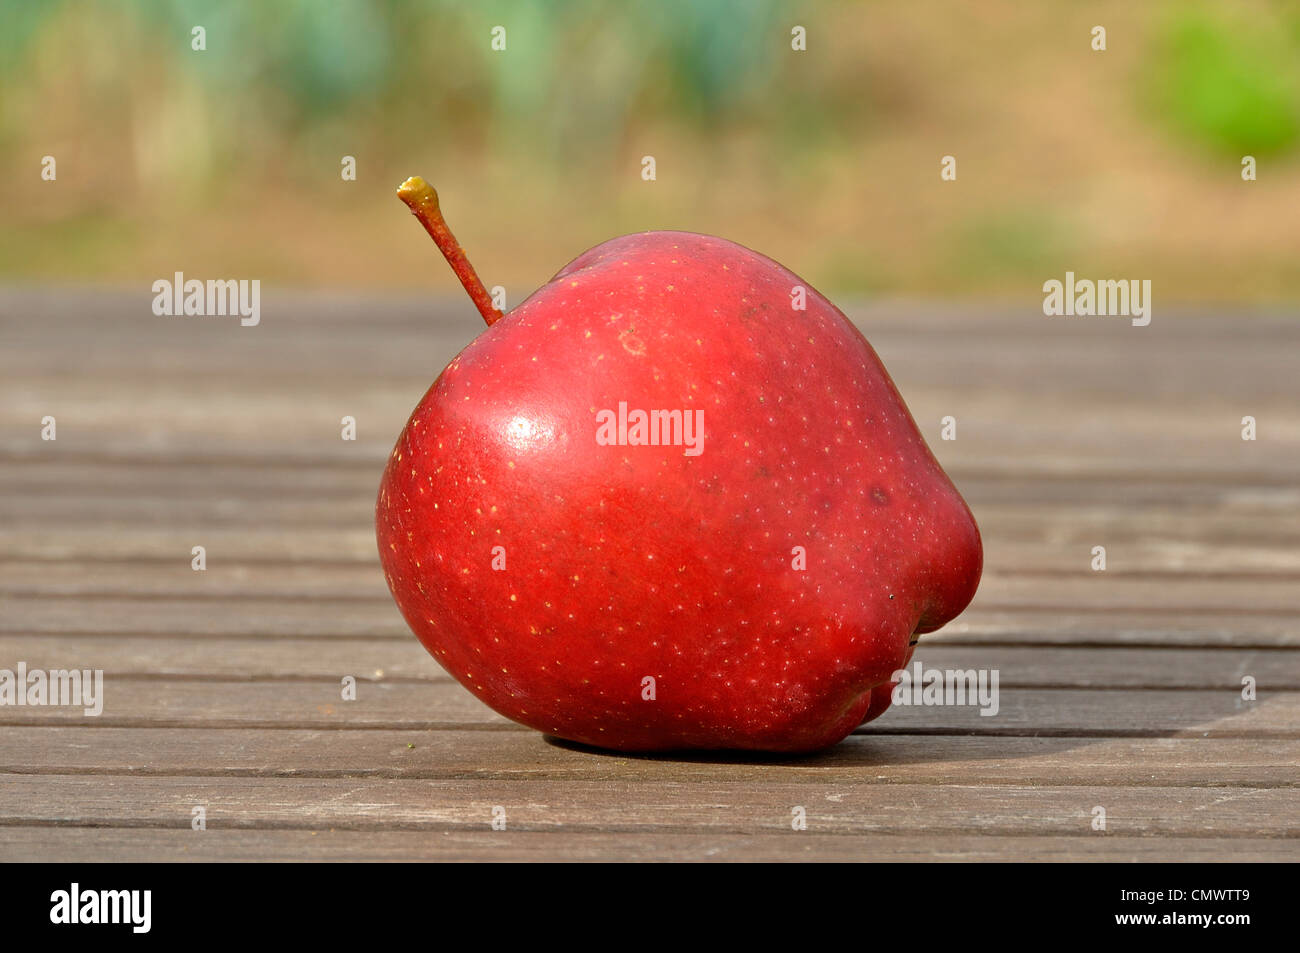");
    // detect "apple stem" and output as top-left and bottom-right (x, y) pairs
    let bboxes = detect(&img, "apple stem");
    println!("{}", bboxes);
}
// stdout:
(397, 176), (504, 326)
